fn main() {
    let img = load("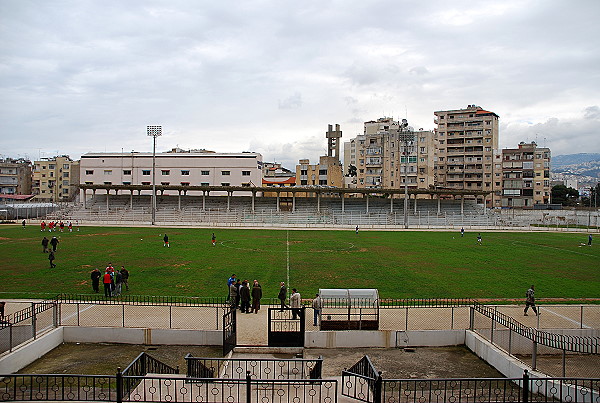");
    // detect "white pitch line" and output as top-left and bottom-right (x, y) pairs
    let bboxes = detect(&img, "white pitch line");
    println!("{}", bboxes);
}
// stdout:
(511, 240), (597, 257)
(540, 307), (591, 329)
(39, 303), (97, 333)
